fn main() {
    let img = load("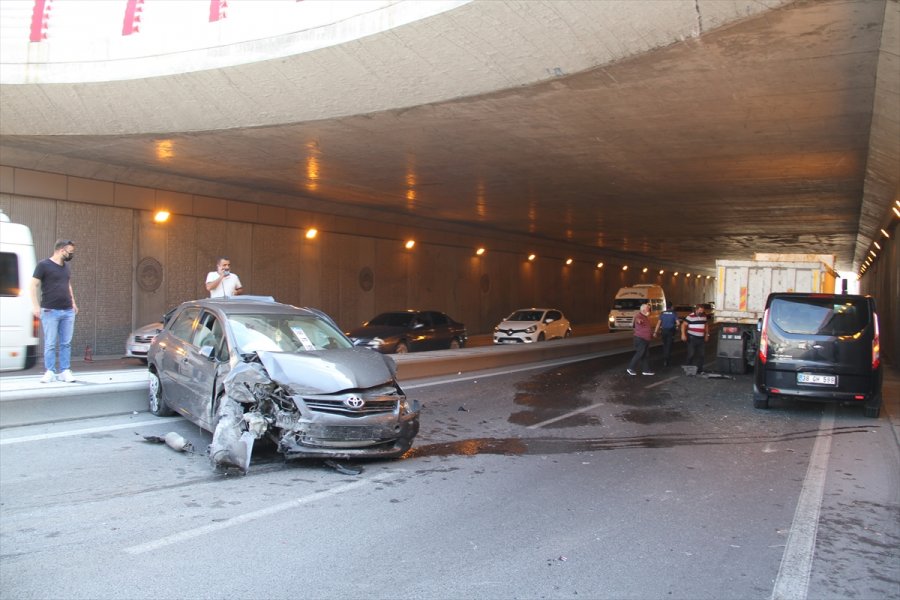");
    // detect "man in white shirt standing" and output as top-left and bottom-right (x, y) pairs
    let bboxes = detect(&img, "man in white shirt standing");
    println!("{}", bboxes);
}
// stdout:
(206, 256), (243, 298)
